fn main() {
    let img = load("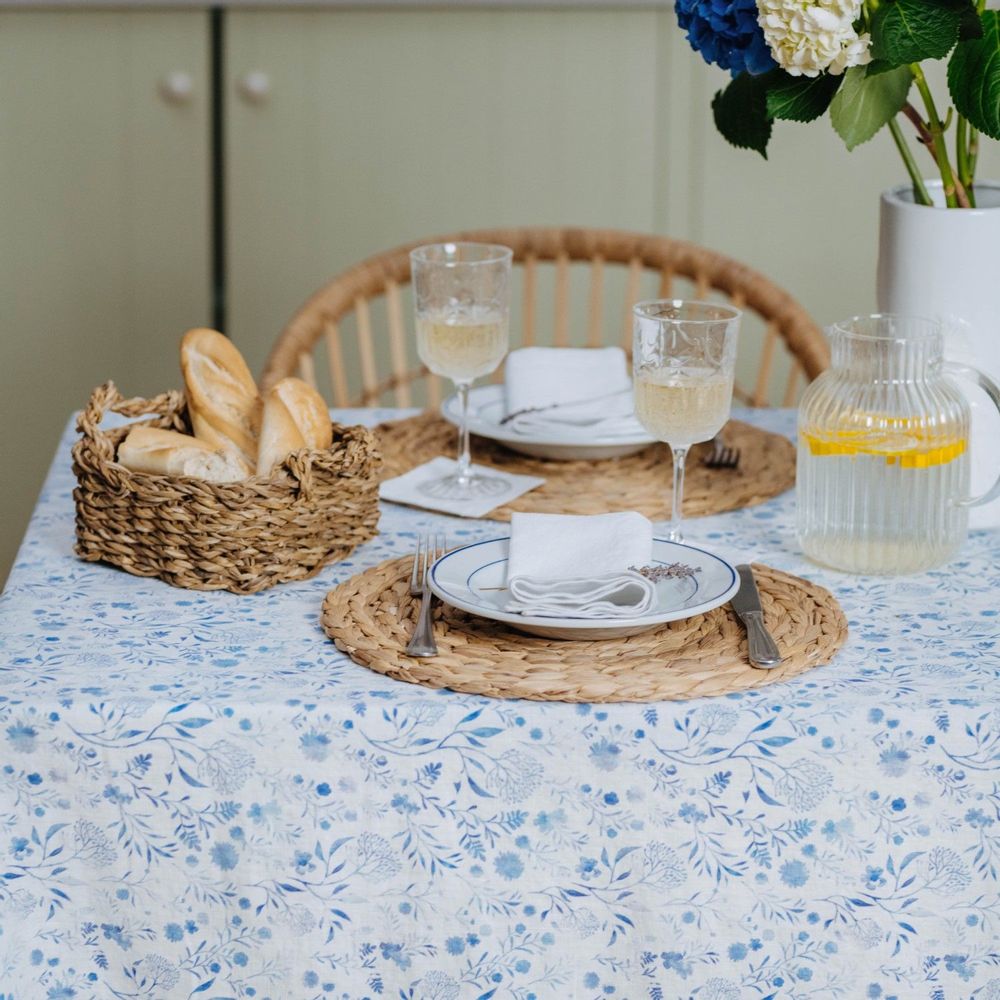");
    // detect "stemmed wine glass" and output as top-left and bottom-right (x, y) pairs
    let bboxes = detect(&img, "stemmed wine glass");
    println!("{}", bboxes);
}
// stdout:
(411, 242), (513, 500)
(633, 299), (741, 542)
